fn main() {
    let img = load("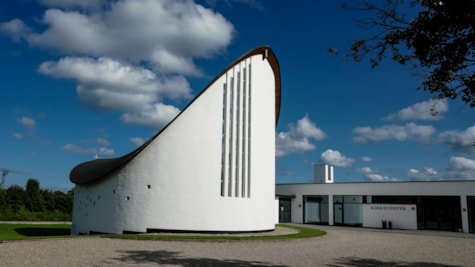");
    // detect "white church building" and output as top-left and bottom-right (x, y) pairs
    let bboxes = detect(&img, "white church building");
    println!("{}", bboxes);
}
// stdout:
(70, 46), (281, 234)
